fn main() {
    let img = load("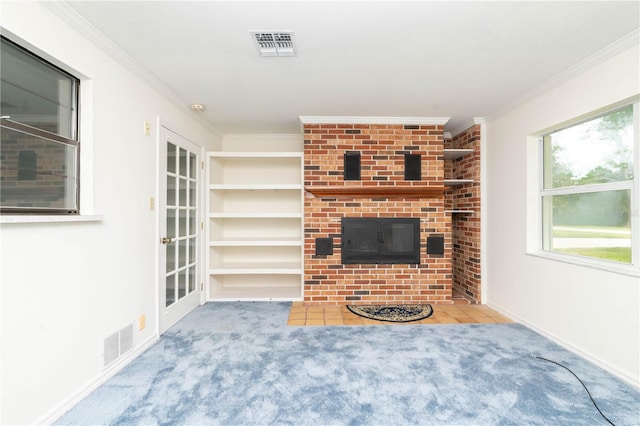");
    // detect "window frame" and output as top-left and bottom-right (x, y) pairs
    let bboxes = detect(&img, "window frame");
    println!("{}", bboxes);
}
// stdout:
(536, 101), (639, 273)
(0, 36), (81, 215)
